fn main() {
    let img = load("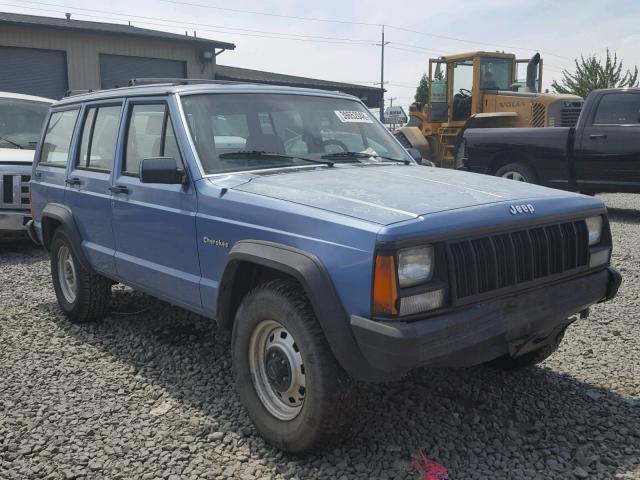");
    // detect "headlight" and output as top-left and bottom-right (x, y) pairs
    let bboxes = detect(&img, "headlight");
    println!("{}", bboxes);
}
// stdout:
(397, 246), (434, 287)
(585, 216), (603, 246)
